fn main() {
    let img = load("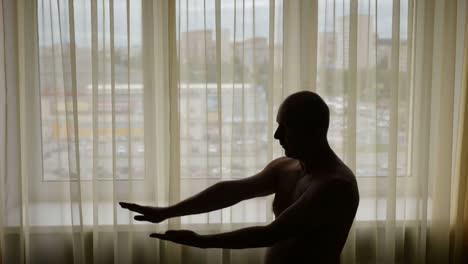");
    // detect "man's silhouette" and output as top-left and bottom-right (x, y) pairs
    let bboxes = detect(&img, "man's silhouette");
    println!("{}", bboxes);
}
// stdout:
(120, 91), (359, 263)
